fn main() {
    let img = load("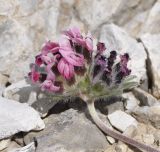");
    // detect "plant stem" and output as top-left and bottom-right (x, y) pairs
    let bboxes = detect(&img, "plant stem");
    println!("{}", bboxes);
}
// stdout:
(87, 101), (160, 152)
